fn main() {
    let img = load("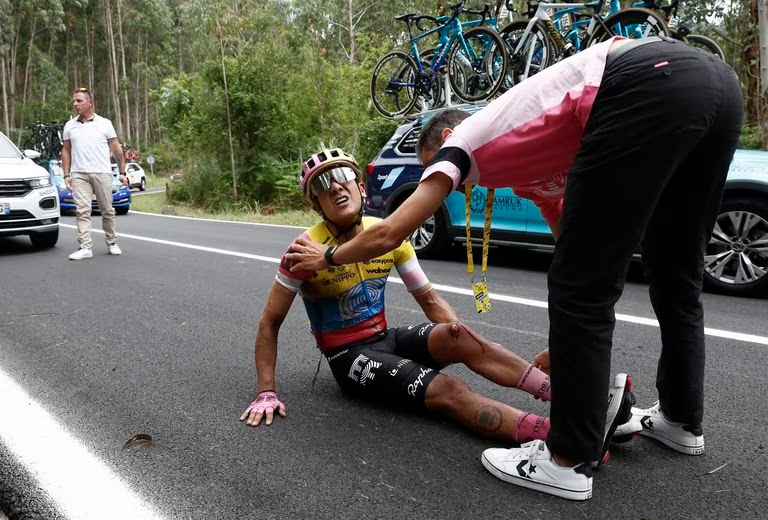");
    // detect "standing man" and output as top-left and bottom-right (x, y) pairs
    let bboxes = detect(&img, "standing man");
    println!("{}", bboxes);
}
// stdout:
(61, 87), (127, 260)
(287, 37), (743, 500)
